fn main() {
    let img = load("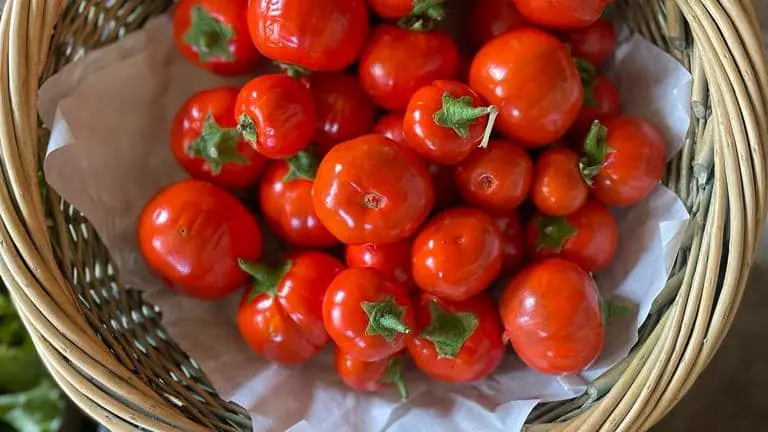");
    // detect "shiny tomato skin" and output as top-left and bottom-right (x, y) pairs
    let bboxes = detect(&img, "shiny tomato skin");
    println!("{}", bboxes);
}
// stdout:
(374, 113), (407, 145)
(235, 74), (315, 159)
(569, 75), (622, 141)
(512, 0), (611, 30)
(412, 208), (503, 301)
(323, 268), (416, 361)
(564, 19), (617, 66)
(309, 73), (378, 155)
(500, 258), (604, 375)
(408, 292), (505, 382)
(312, 134), (435, 245)
(237, 251), (344, 364)
(470, 0), (529, 48)
(346, 240), (415, 292)
(526, 200), (618, 272)
(359, 25), (460, 111)
(593, 117), (667, 206)
(247, 0), (369, 71)
(404, 80), (492, 166)
(454, 140), (534, 214)
(493, 212), (526, 277)
(531, 147), (588, 216)
(470, 28), (582, 147)
(258, 161), (338, 248)
(171, 87), (266, 190)
(335, 348), (389, 392)
(173, 0), (261, 76)
(138, 180), (263, 300)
